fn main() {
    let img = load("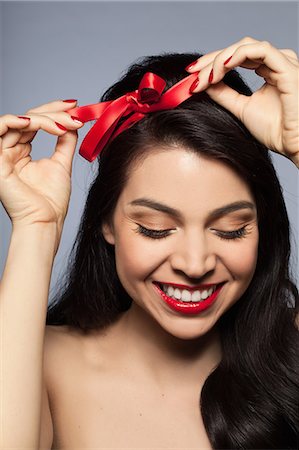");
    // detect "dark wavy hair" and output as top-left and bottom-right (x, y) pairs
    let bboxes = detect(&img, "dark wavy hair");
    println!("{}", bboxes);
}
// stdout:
(46, 52), (299, 449)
